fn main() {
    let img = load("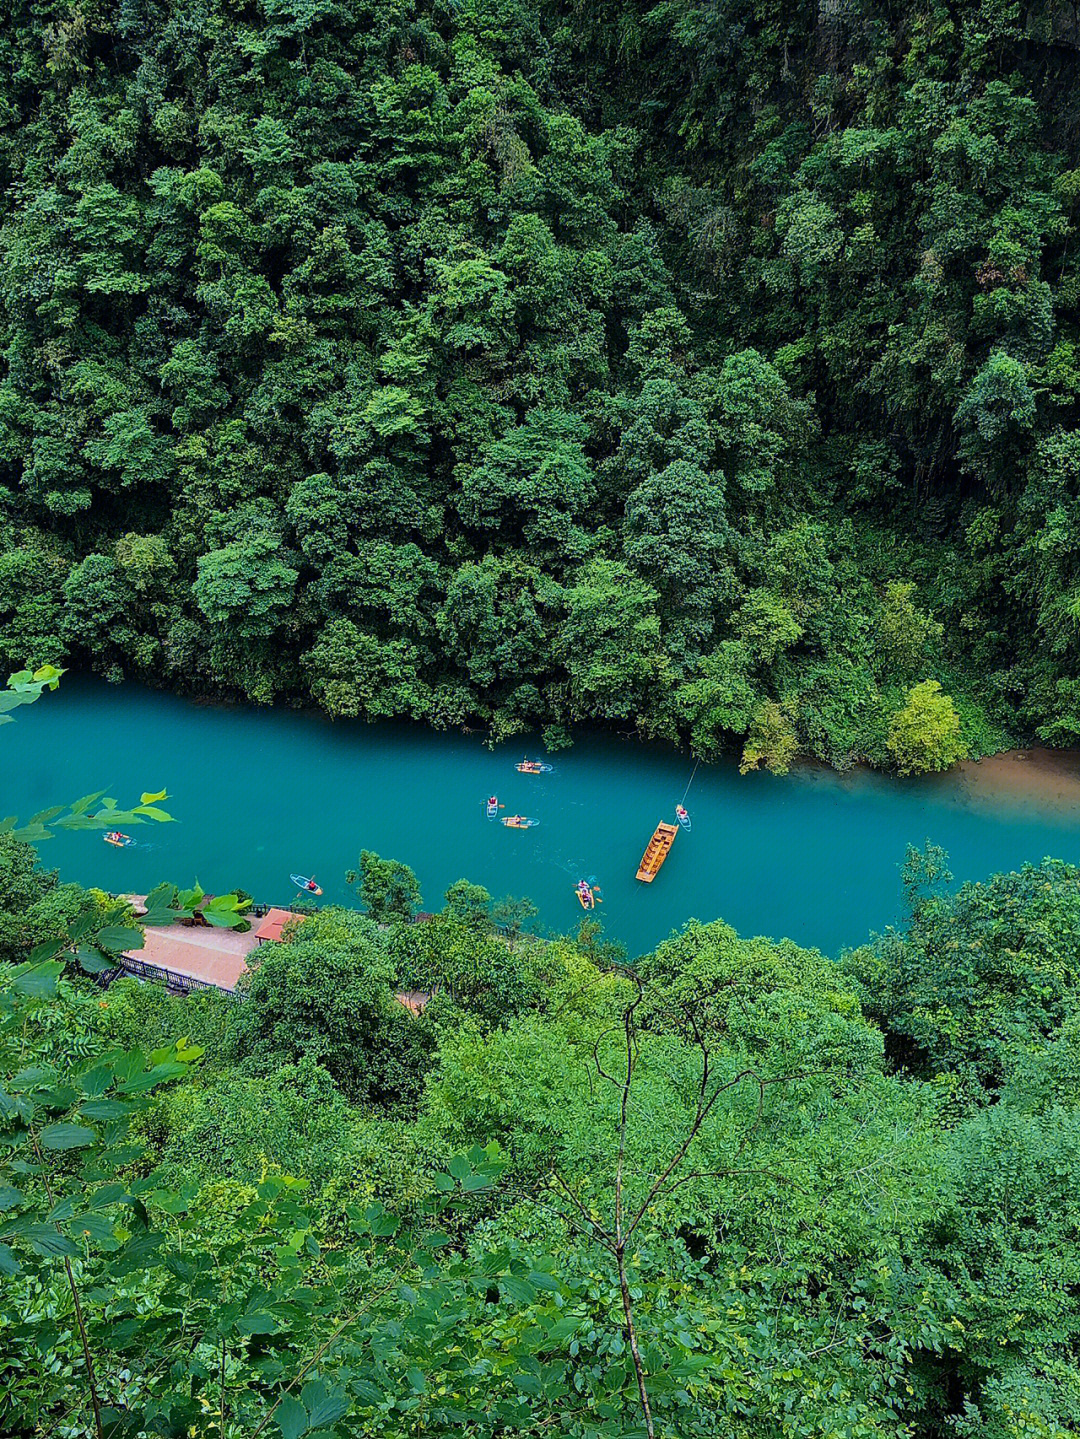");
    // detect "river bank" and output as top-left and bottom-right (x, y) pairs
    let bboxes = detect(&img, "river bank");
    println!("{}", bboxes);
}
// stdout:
(952, 746), (1080, 814)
